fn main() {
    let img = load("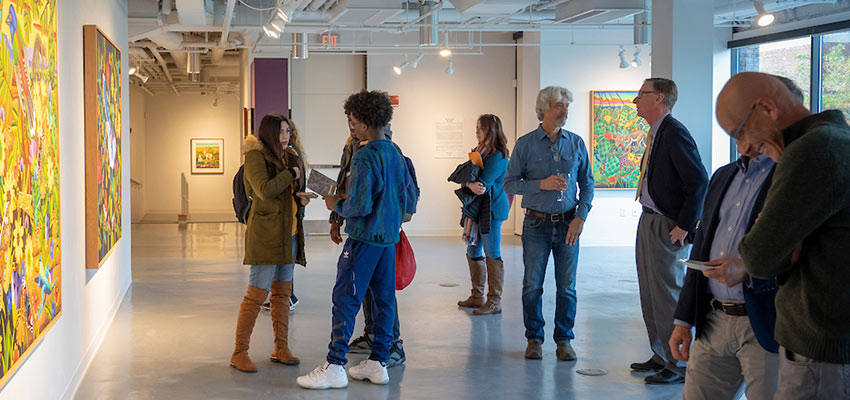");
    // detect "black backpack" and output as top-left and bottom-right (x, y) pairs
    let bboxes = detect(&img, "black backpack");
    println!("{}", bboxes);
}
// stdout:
(232, 165), (251, 224)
